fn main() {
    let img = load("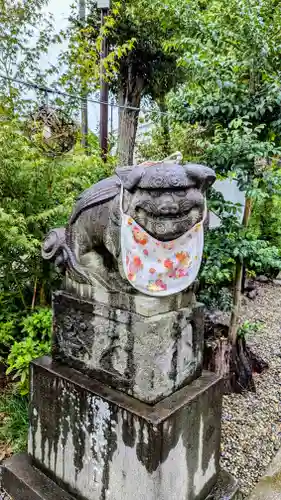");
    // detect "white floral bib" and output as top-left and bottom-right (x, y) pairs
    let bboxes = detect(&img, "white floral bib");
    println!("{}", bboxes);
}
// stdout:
(120, 187), (206, 297)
